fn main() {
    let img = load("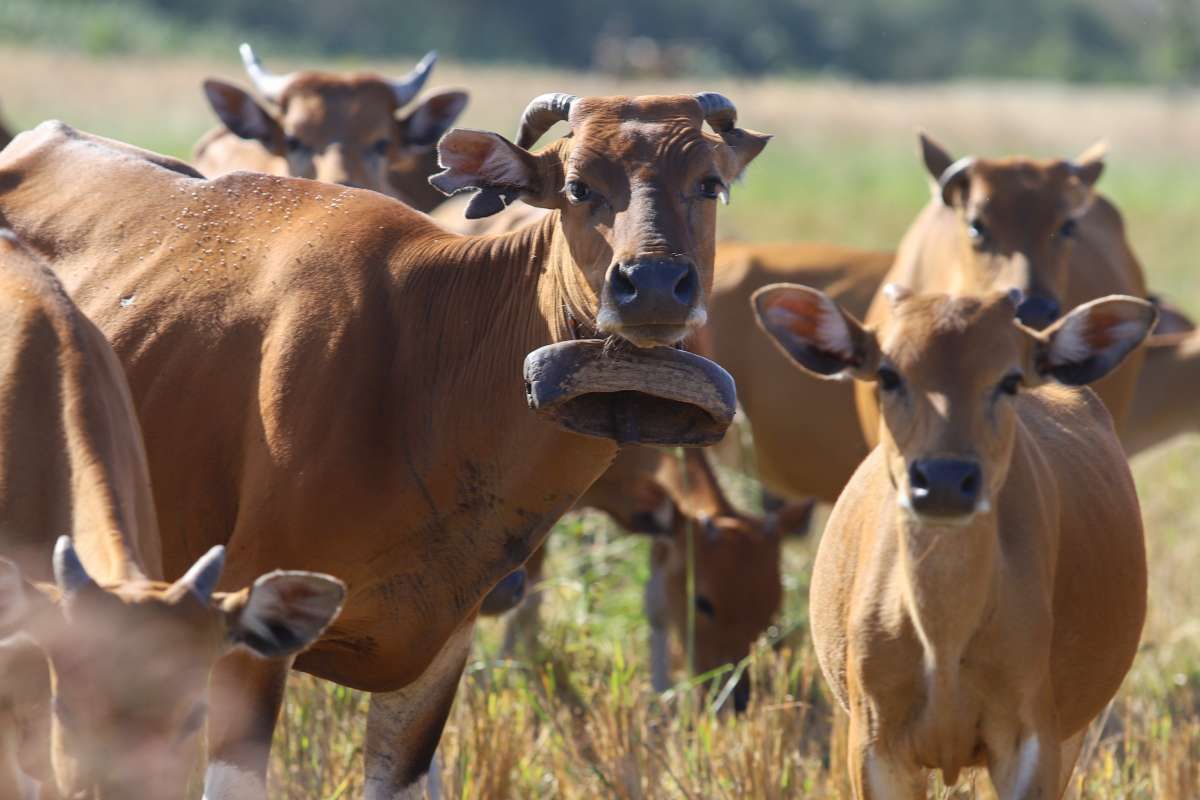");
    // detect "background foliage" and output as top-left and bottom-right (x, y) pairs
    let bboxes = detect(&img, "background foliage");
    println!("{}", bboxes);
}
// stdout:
(3, 0), (1199, 84)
